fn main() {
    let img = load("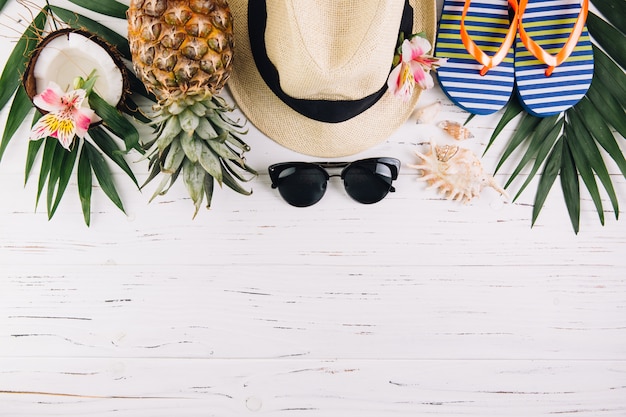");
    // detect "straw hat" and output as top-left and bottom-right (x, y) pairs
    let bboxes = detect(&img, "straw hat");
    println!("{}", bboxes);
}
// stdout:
(227, 0), (437, 157)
